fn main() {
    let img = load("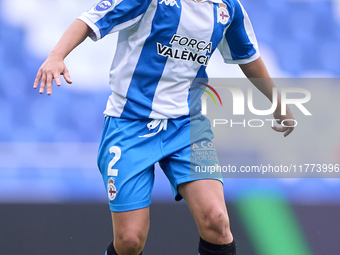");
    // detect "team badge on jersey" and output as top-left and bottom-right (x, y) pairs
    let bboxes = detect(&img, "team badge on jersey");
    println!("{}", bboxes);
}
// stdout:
(95, 0), (115, 12)
(217, 3), (229, 25)
(107, 178), (117, 200)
